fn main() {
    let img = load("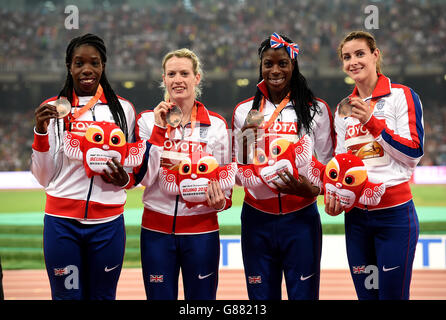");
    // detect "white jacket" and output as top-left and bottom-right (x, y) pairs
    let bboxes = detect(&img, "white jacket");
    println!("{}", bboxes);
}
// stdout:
(232, 81), (334, 214)
(31, 92), (161, 222)
(334, 73), (424, 210)
(135, 101), (233, 235)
